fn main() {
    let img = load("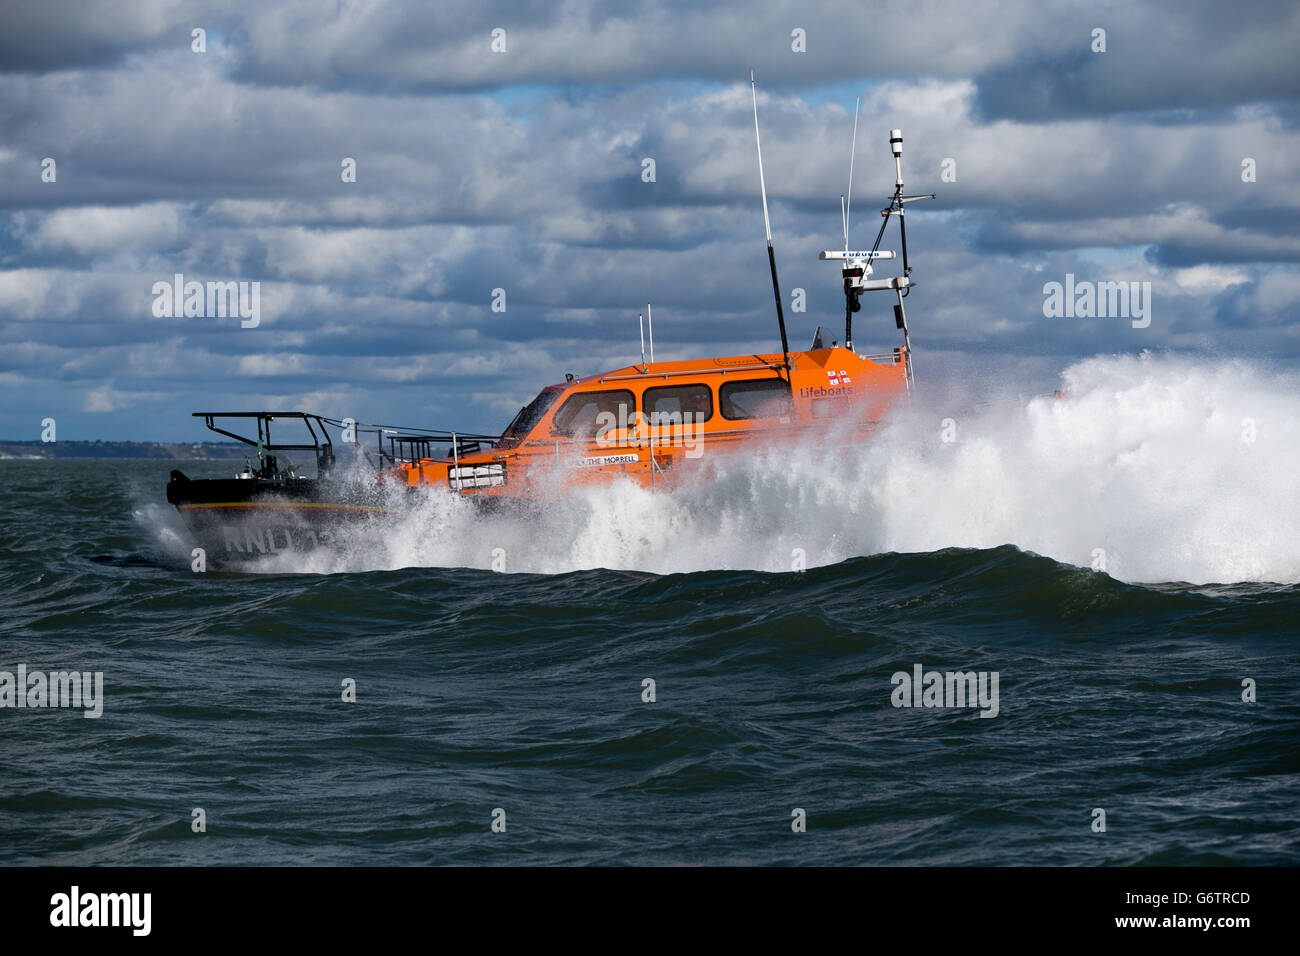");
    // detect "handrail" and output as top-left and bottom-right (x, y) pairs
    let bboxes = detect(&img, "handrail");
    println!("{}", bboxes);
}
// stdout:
(597, 353), (899, 384)
(598, 363), (786, 383)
